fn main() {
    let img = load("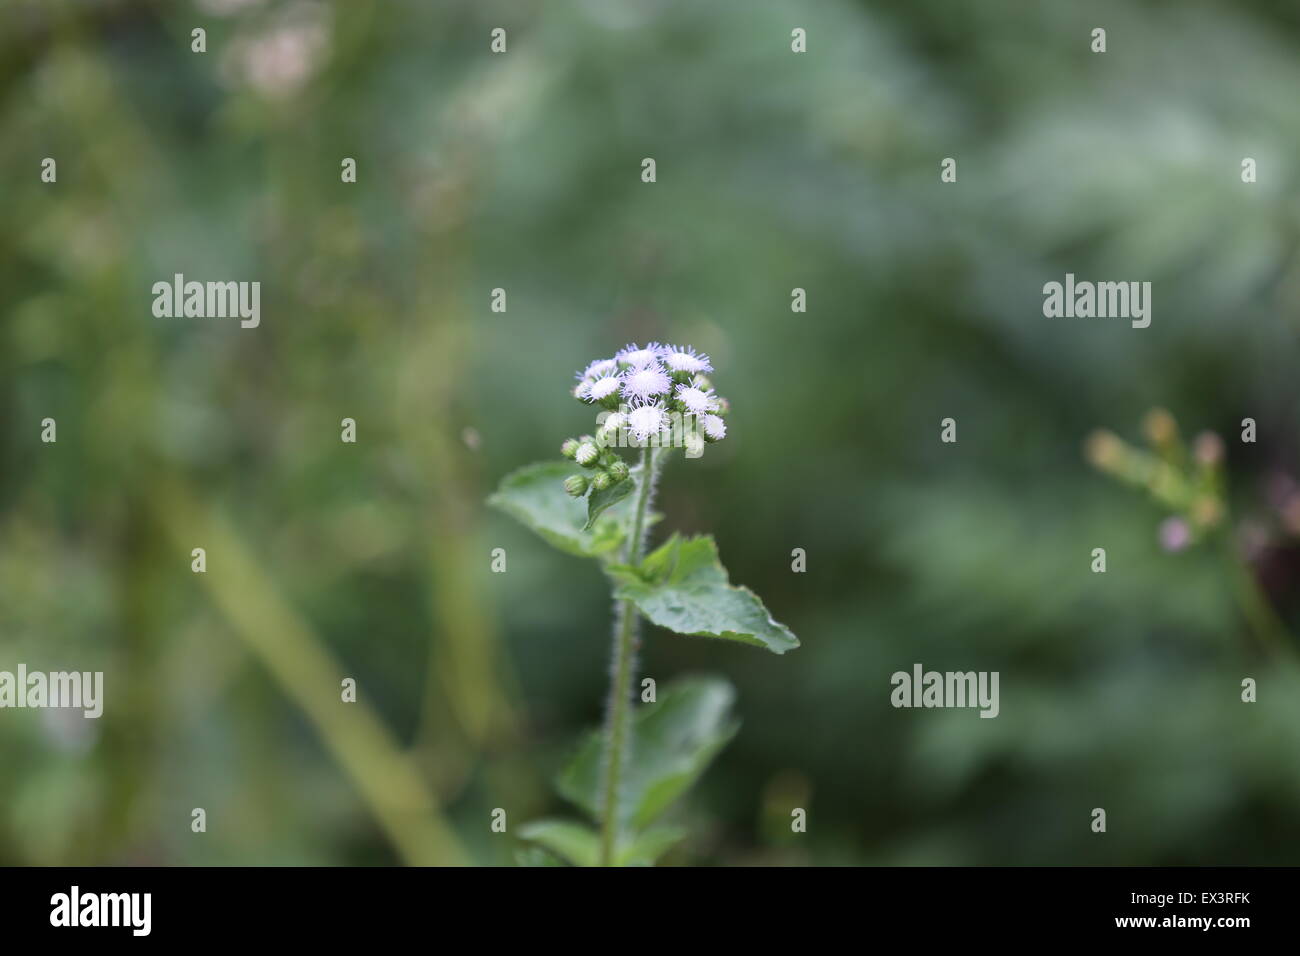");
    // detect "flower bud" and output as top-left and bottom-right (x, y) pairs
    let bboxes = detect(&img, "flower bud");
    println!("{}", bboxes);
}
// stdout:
(1191, 496), (1222, 528)
(599, 413), (627, 445)
(607, 459), (629, 483)
(1194, 431), (1224, 467)
(575, 442), (599, 467)
(1142, 407), (1177, 447)
(561, 438), (580, 460)
(591, 470), (612, 491)
(564, 474), (589, 497)
(1084, 429), (1124, 472)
